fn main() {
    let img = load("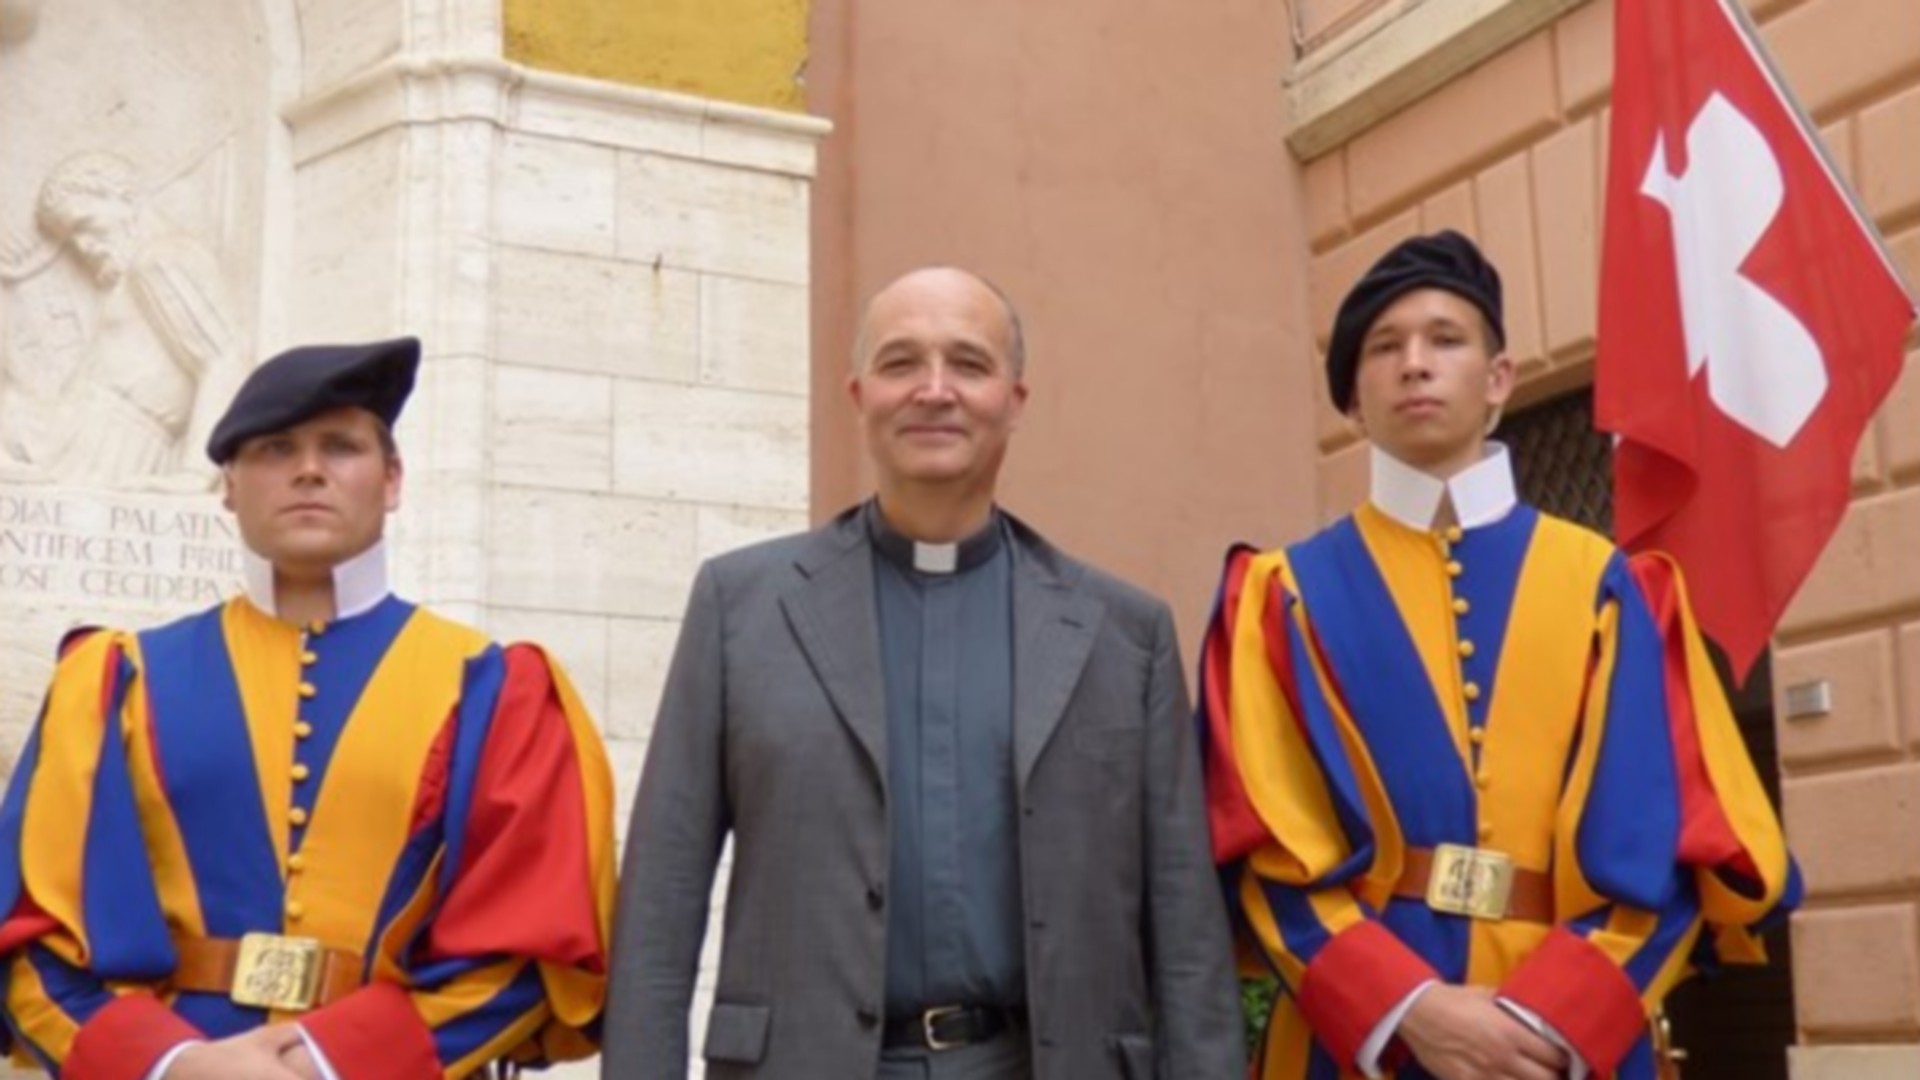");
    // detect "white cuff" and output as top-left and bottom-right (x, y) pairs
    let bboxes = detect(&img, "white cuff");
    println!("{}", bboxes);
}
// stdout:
(296, 1025), (344, 1080)
(146, 1041), (201, 1080)
(1497, 996), (1590, 1080)
(1357, 980), (1437, 1079)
